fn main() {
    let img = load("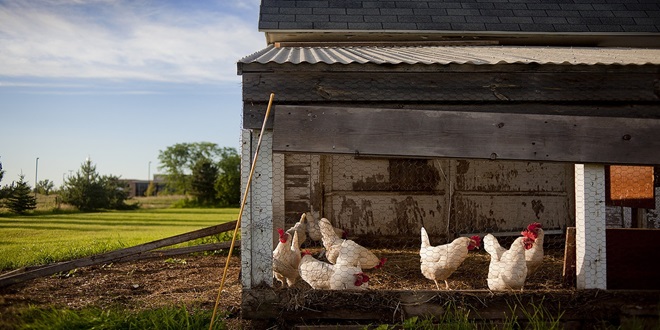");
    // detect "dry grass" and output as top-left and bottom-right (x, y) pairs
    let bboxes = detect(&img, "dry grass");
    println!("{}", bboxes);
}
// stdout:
(293, 246), (566, 292)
